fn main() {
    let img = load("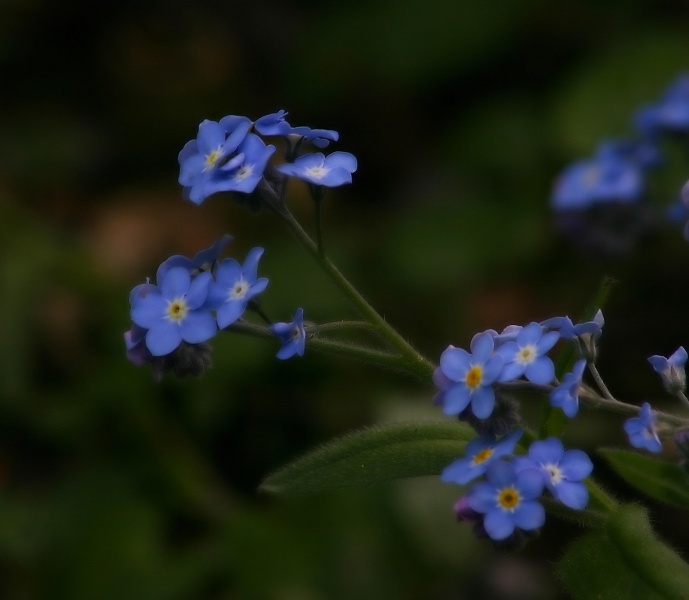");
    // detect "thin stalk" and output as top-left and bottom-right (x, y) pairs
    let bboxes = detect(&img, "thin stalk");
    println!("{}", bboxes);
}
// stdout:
(588, 363), (615, 401)
(272, 206), (436, 381)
